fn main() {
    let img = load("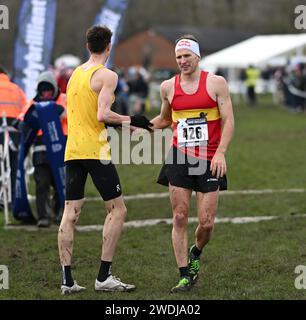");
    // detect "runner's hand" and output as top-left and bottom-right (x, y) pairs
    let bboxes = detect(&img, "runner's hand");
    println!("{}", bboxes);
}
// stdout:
(130, 115), (153, 132)
(210, 151), (227, 178)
